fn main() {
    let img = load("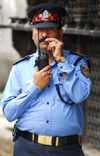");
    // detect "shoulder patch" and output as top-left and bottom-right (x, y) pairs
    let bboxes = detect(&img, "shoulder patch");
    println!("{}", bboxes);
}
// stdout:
(81, 64), (90, 78)
(13, 55), (30, 65)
